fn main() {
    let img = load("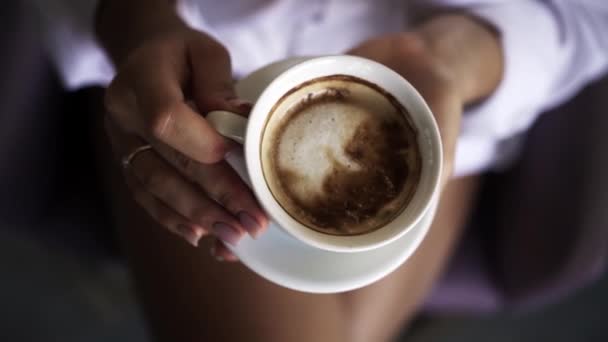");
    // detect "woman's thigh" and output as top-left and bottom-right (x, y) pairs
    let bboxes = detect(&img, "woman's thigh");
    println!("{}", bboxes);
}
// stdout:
(97, 116), (479, 341)
(340, 175), (479, 341)
(108, 172), (477, 341)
